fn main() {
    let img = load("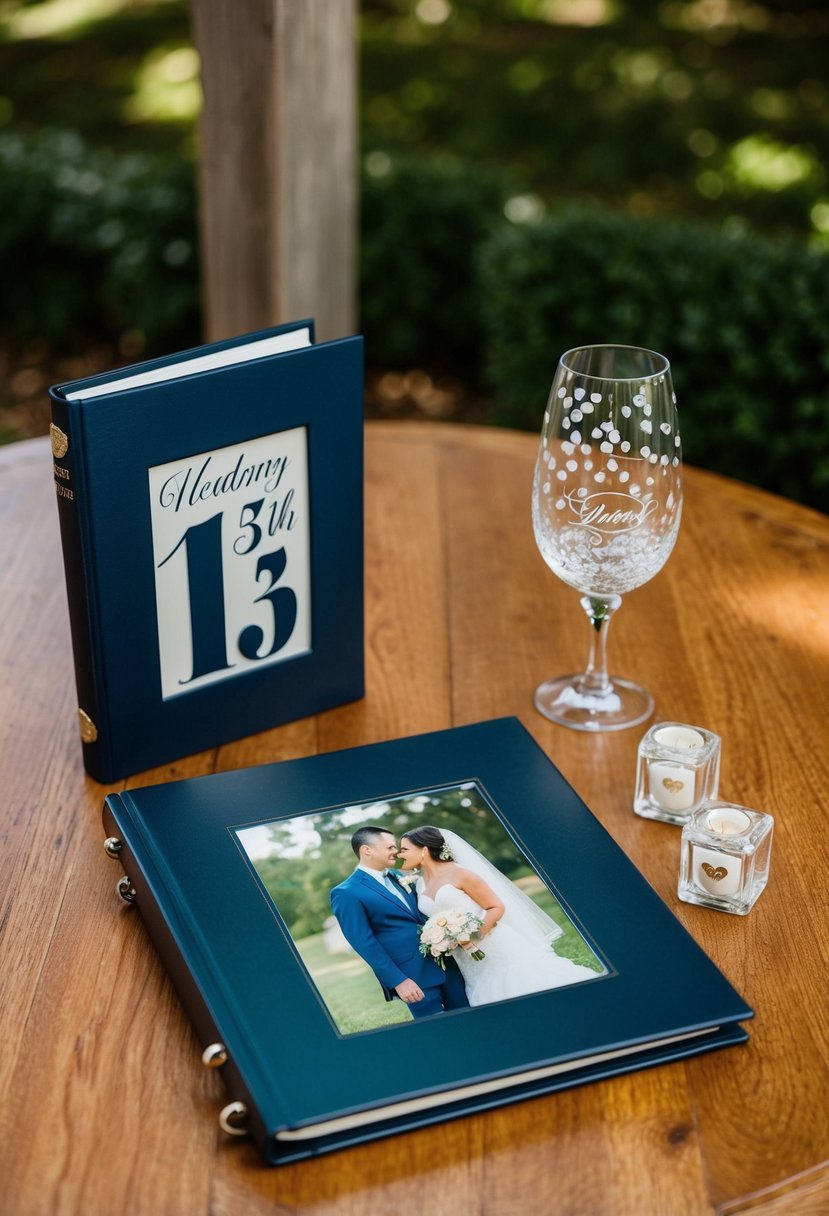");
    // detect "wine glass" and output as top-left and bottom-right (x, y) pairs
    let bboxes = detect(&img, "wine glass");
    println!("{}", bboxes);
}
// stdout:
(532, 344), (682, 731)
